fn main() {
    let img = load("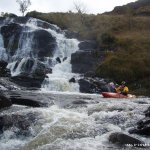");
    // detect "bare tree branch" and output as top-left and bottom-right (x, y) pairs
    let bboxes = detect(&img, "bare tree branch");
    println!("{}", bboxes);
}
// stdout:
(73, 1), (87, 14)
(16, 0), (31, 16)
